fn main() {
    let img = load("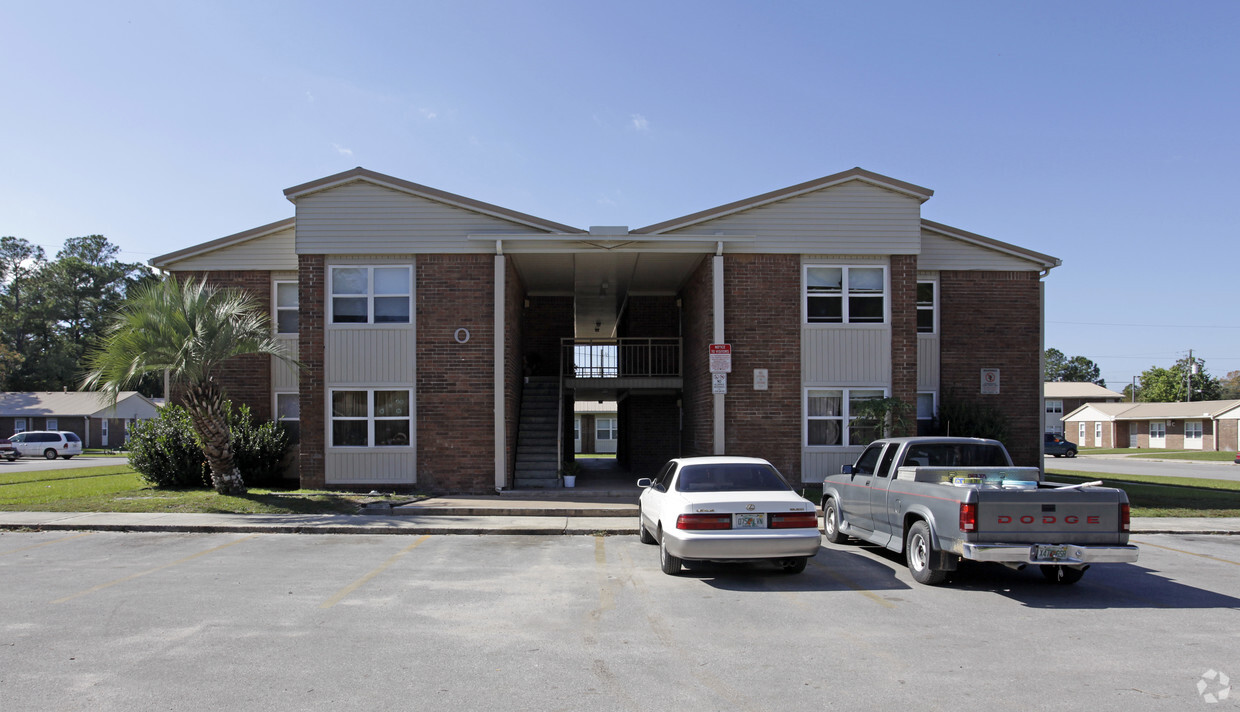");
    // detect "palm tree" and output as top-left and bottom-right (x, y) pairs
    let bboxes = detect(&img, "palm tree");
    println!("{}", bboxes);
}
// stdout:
(82, 275), (298, 495)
